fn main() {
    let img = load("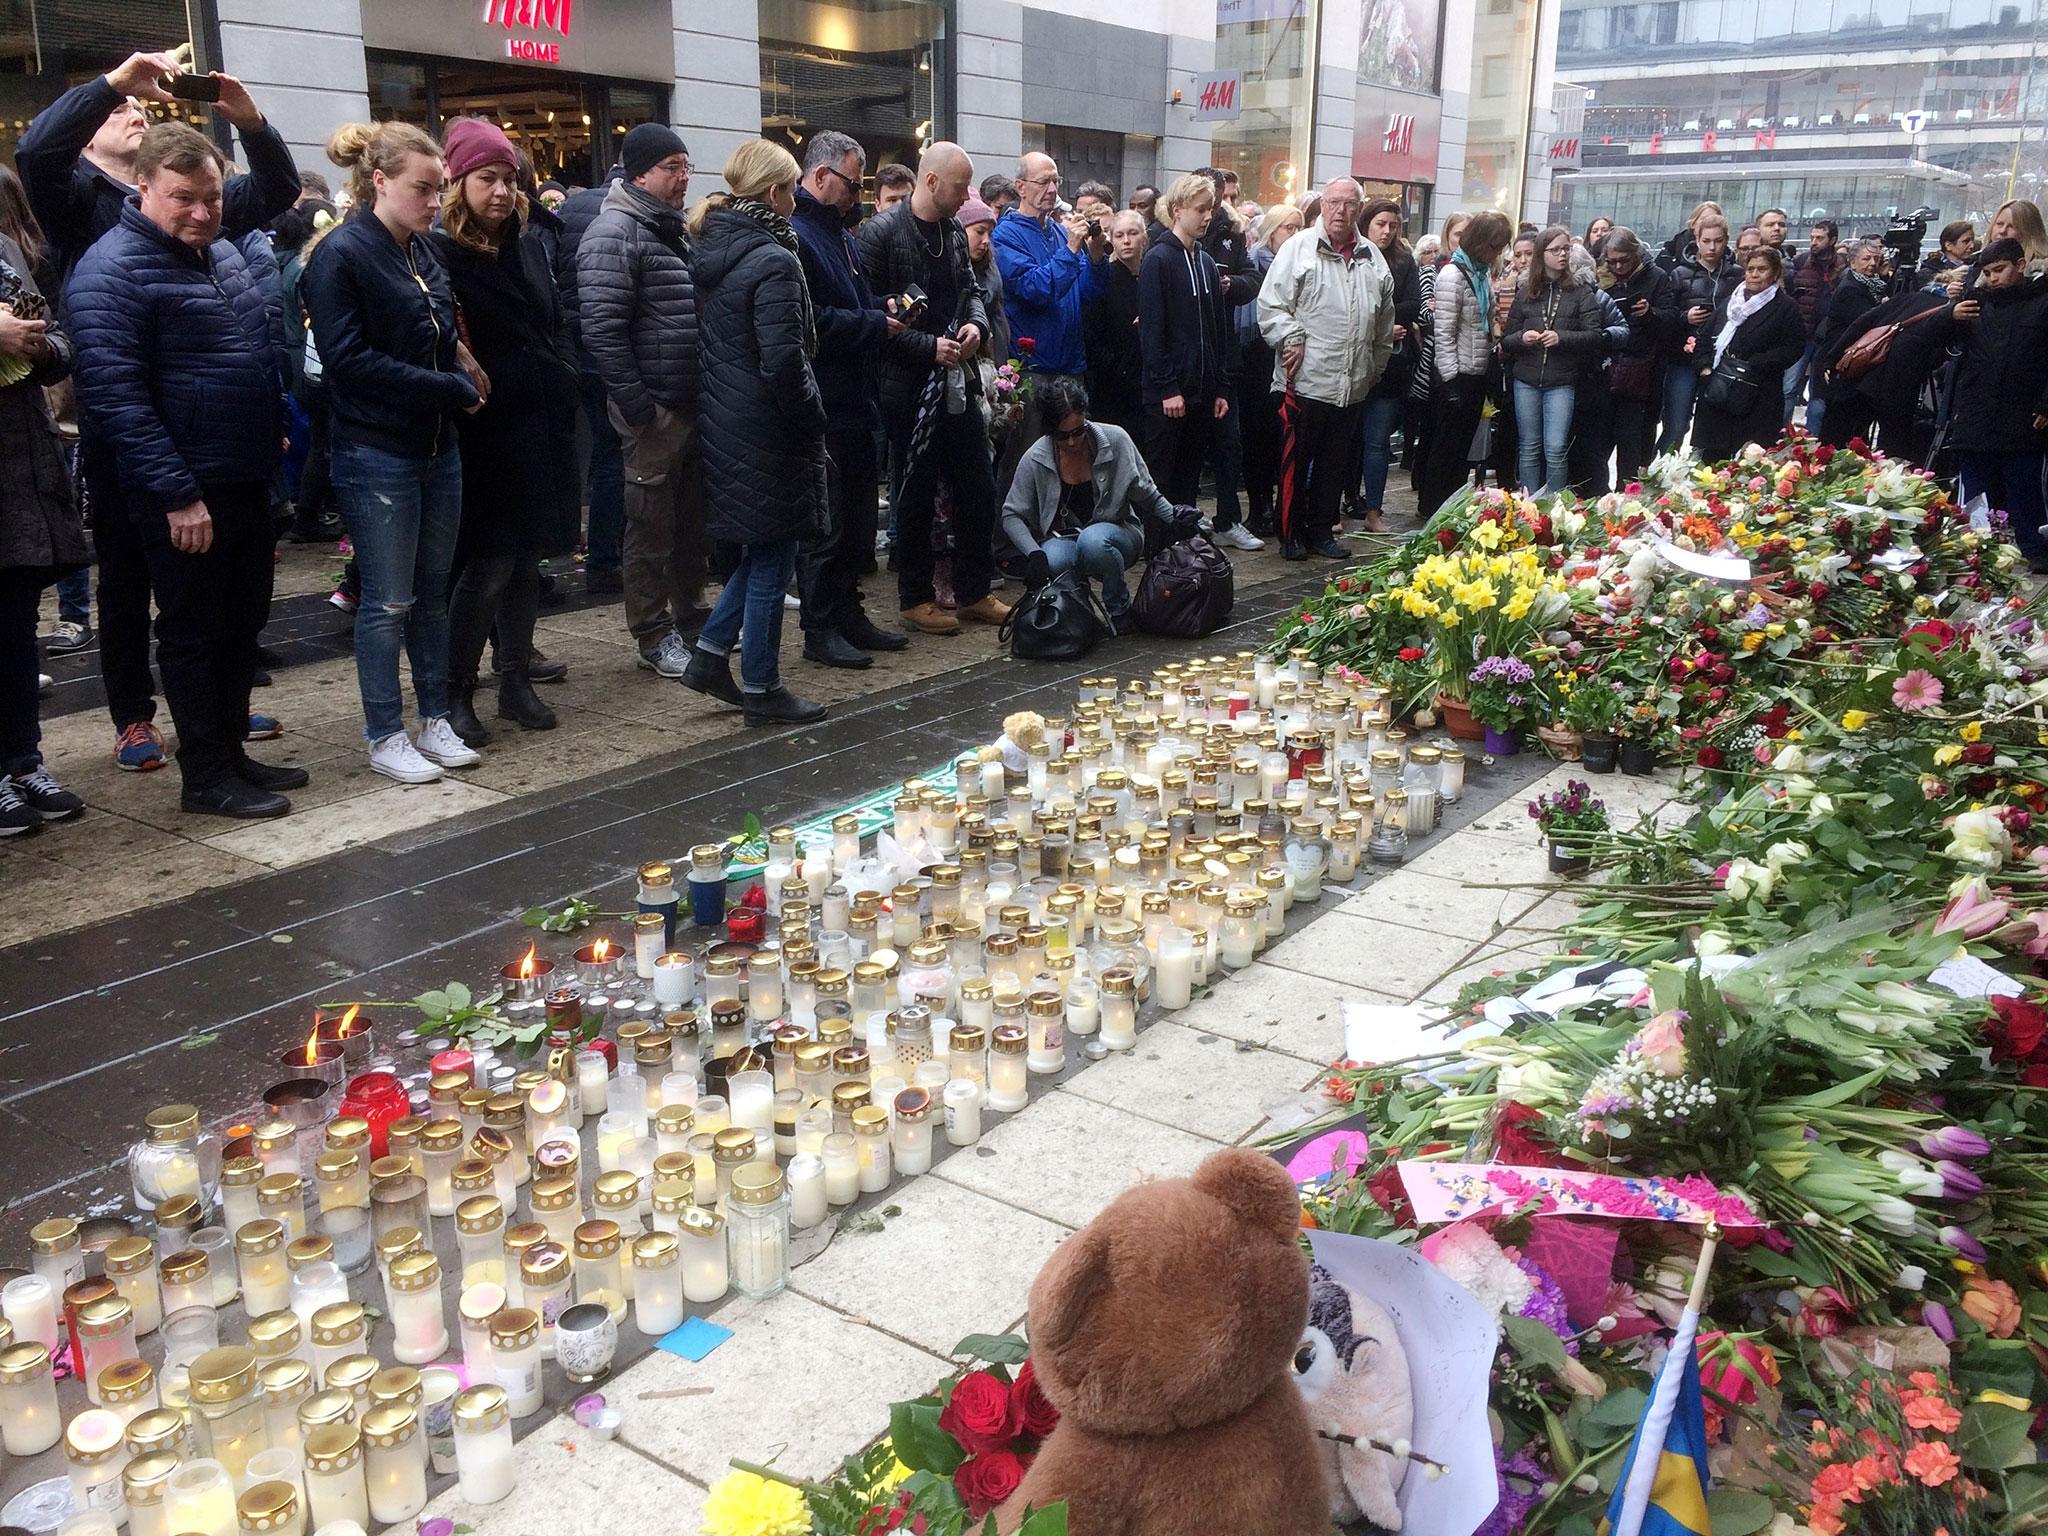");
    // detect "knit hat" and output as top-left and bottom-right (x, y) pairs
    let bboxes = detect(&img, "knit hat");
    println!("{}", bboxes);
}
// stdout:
(443, 118), (517, 182)
(958, 194), (996, 229)
(622, 123), (688, 182)
(1981, 237), (2026, 268)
